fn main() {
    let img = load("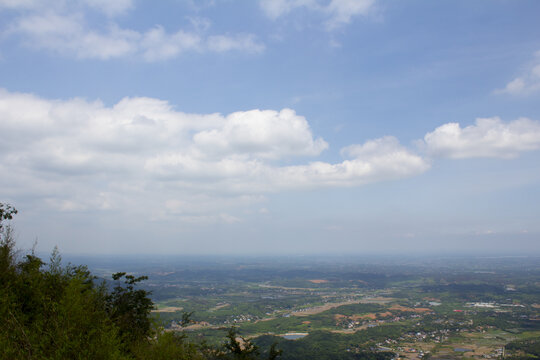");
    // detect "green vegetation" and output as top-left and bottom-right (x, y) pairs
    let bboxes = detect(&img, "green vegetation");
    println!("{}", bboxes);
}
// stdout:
(254, 332), (395, 360)
(1, 212), (129, 358)
(137, 253), (539, 359)
(506, 338), (540, 359)
(2, 202), (539, 359)
(0, 204), (280, 360)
